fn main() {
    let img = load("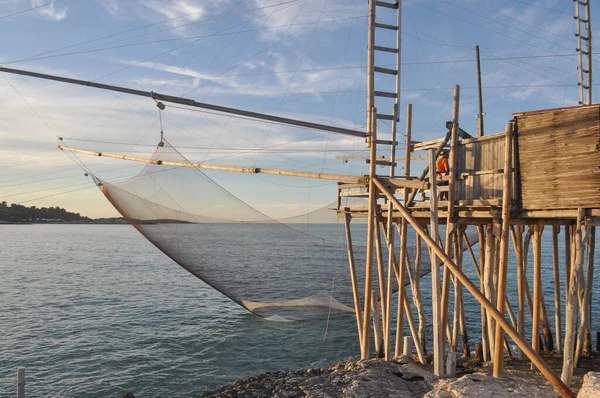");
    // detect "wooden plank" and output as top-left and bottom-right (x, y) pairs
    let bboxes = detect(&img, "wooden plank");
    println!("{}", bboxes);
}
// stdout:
(344, 213), (363, 344)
